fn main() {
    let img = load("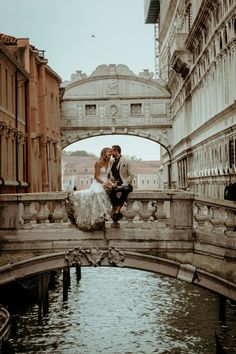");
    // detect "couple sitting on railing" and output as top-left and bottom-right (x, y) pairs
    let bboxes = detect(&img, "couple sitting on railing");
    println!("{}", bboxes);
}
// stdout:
(69, 145), (134, 231)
